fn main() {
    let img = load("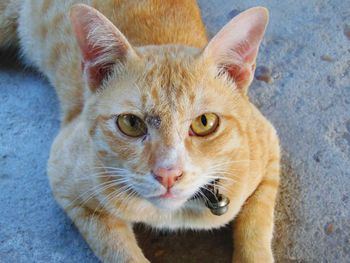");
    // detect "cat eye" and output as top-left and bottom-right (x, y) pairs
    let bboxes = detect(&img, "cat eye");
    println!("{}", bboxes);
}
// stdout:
(190, 113), (219, 137)
(116, 114), (147, 137)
